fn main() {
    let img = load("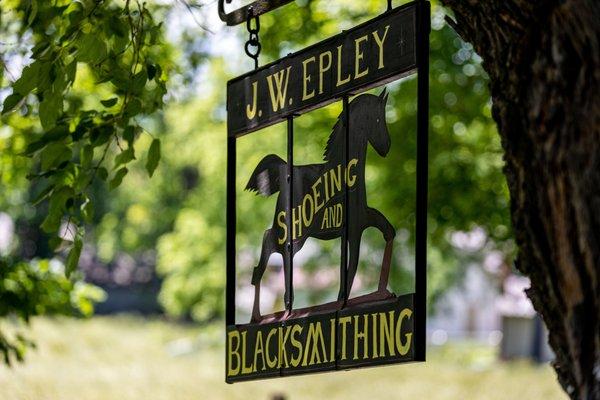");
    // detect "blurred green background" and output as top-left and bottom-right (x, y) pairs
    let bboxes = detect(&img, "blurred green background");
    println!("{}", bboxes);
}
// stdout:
(0, 0), (562, 398)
